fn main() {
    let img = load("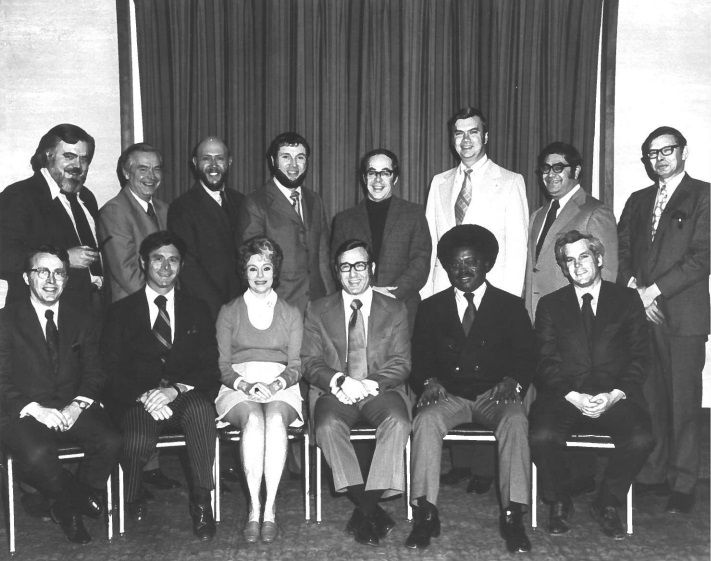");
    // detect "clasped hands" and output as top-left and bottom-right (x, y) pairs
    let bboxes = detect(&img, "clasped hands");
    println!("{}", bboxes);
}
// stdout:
(334, 376), (379, 405)
(30, 403), (81, 432)
(635, 284), (664, 325)
(139, 387), (180, 420)
(565, 391), (620, 418)
(237, 379), (283, 403)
